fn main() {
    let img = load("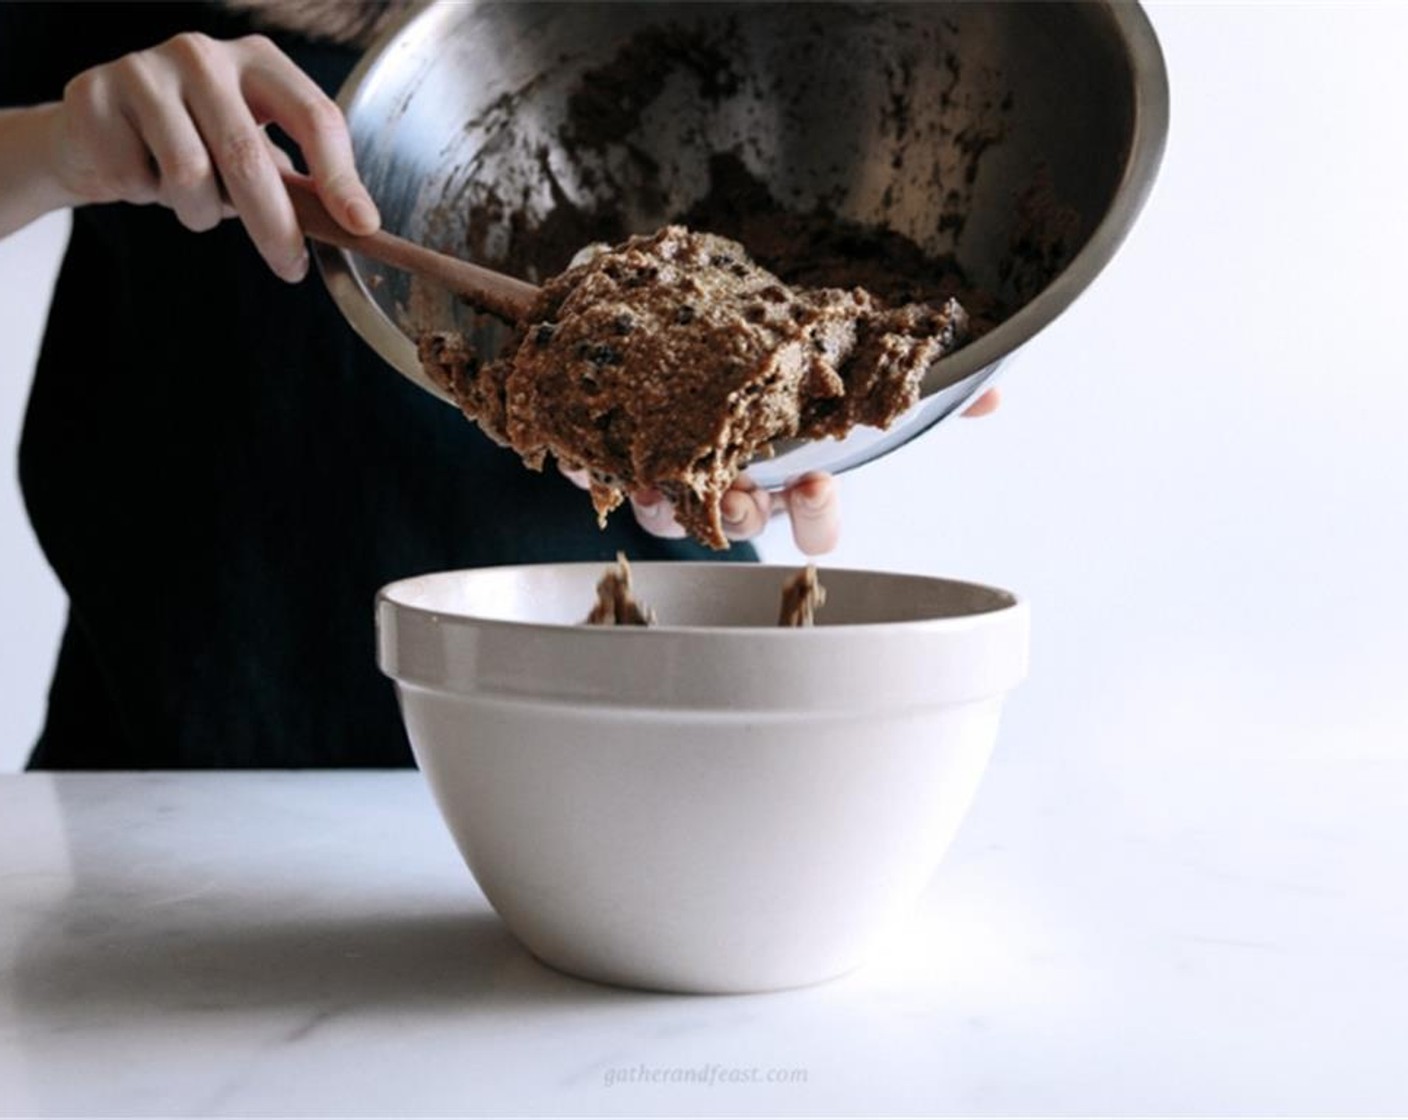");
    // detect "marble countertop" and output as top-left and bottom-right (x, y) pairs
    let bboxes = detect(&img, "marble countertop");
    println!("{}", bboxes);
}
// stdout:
(2, 759), (1404, 1117)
